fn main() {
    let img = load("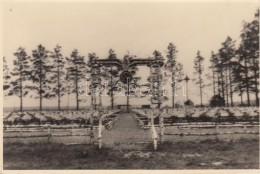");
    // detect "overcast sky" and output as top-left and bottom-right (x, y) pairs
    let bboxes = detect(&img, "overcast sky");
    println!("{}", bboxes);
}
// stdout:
(3, 1), (258, 108)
